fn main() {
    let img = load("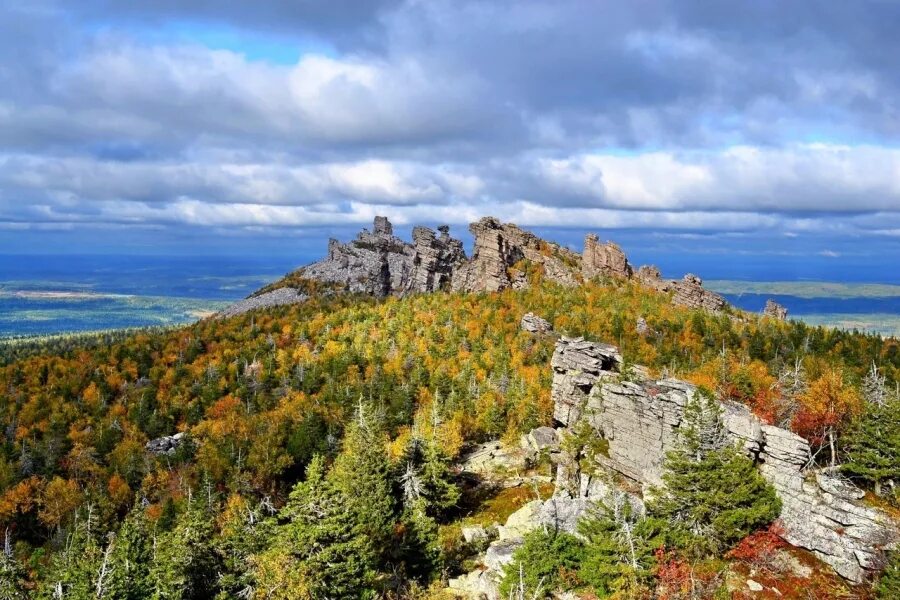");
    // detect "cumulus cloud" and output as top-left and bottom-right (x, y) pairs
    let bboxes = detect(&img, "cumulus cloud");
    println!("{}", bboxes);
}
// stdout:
(1, 0), (900, 251)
